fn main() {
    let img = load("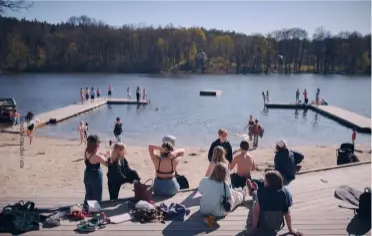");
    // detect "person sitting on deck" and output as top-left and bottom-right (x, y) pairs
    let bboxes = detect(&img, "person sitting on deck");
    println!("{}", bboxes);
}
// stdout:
(205, 146), (230, 183)
(230, 141), (256, 189)
(245, 170), (302, 236)
(83, 135), (108, 212)
(274, 140), (297, 186)
(107, 143), (140, 200)
(148, 142), (185, 197)
(208, 128), (233, 163)
(199, 163), (248, 218)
